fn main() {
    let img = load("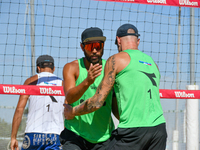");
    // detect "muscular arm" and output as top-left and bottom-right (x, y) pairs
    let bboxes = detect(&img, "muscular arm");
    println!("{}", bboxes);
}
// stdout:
(72, 55), (117, 115)
(63, 61), (102, 104)
(11, 75), (38, 150)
